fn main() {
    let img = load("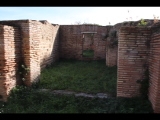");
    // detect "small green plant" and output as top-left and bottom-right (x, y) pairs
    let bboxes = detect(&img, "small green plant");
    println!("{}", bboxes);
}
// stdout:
(19, 64), (30, 82)
(138, 19), (147, 26)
